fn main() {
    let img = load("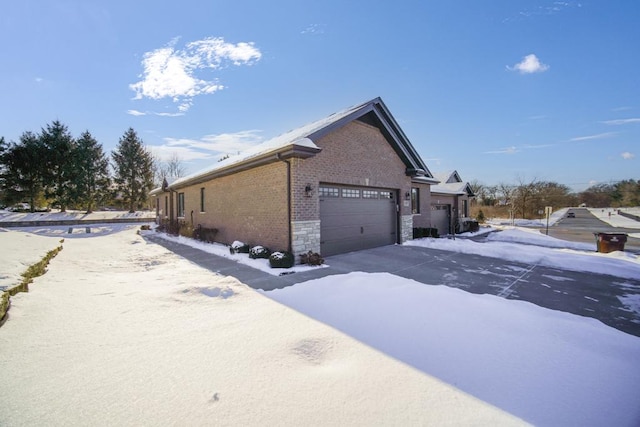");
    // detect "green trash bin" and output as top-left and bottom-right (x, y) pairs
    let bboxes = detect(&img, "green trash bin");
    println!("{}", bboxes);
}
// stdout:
(593, 232), (627, 253)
